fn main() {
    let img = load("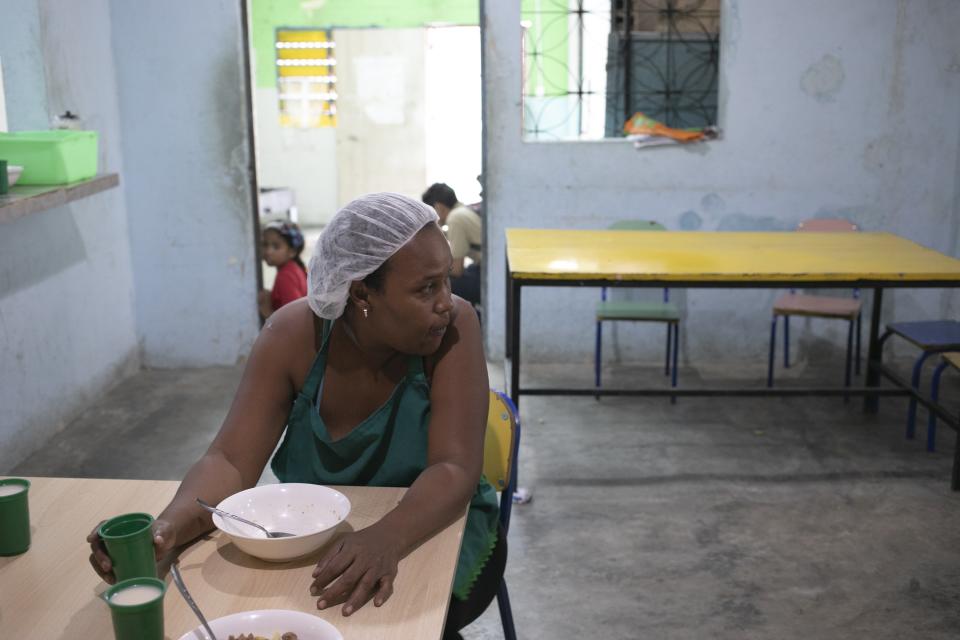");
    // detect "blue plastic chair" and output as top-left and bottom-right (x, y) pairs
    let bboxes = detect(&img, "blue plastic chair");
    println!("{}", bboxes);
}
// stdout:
(595, 221), (680, 402)
(484, 390), (521, 640)
(879, 321), (960, 445)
